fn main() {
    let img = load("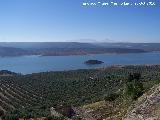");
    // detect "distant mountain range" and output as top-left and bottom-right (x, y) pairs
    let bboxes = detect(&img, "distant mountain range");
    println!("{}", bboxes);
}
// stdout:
(0, 42), (160, 57)
(94, 42), (160, 51)
(0, 46), (32, 57)
(0, 42), (97, 49)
